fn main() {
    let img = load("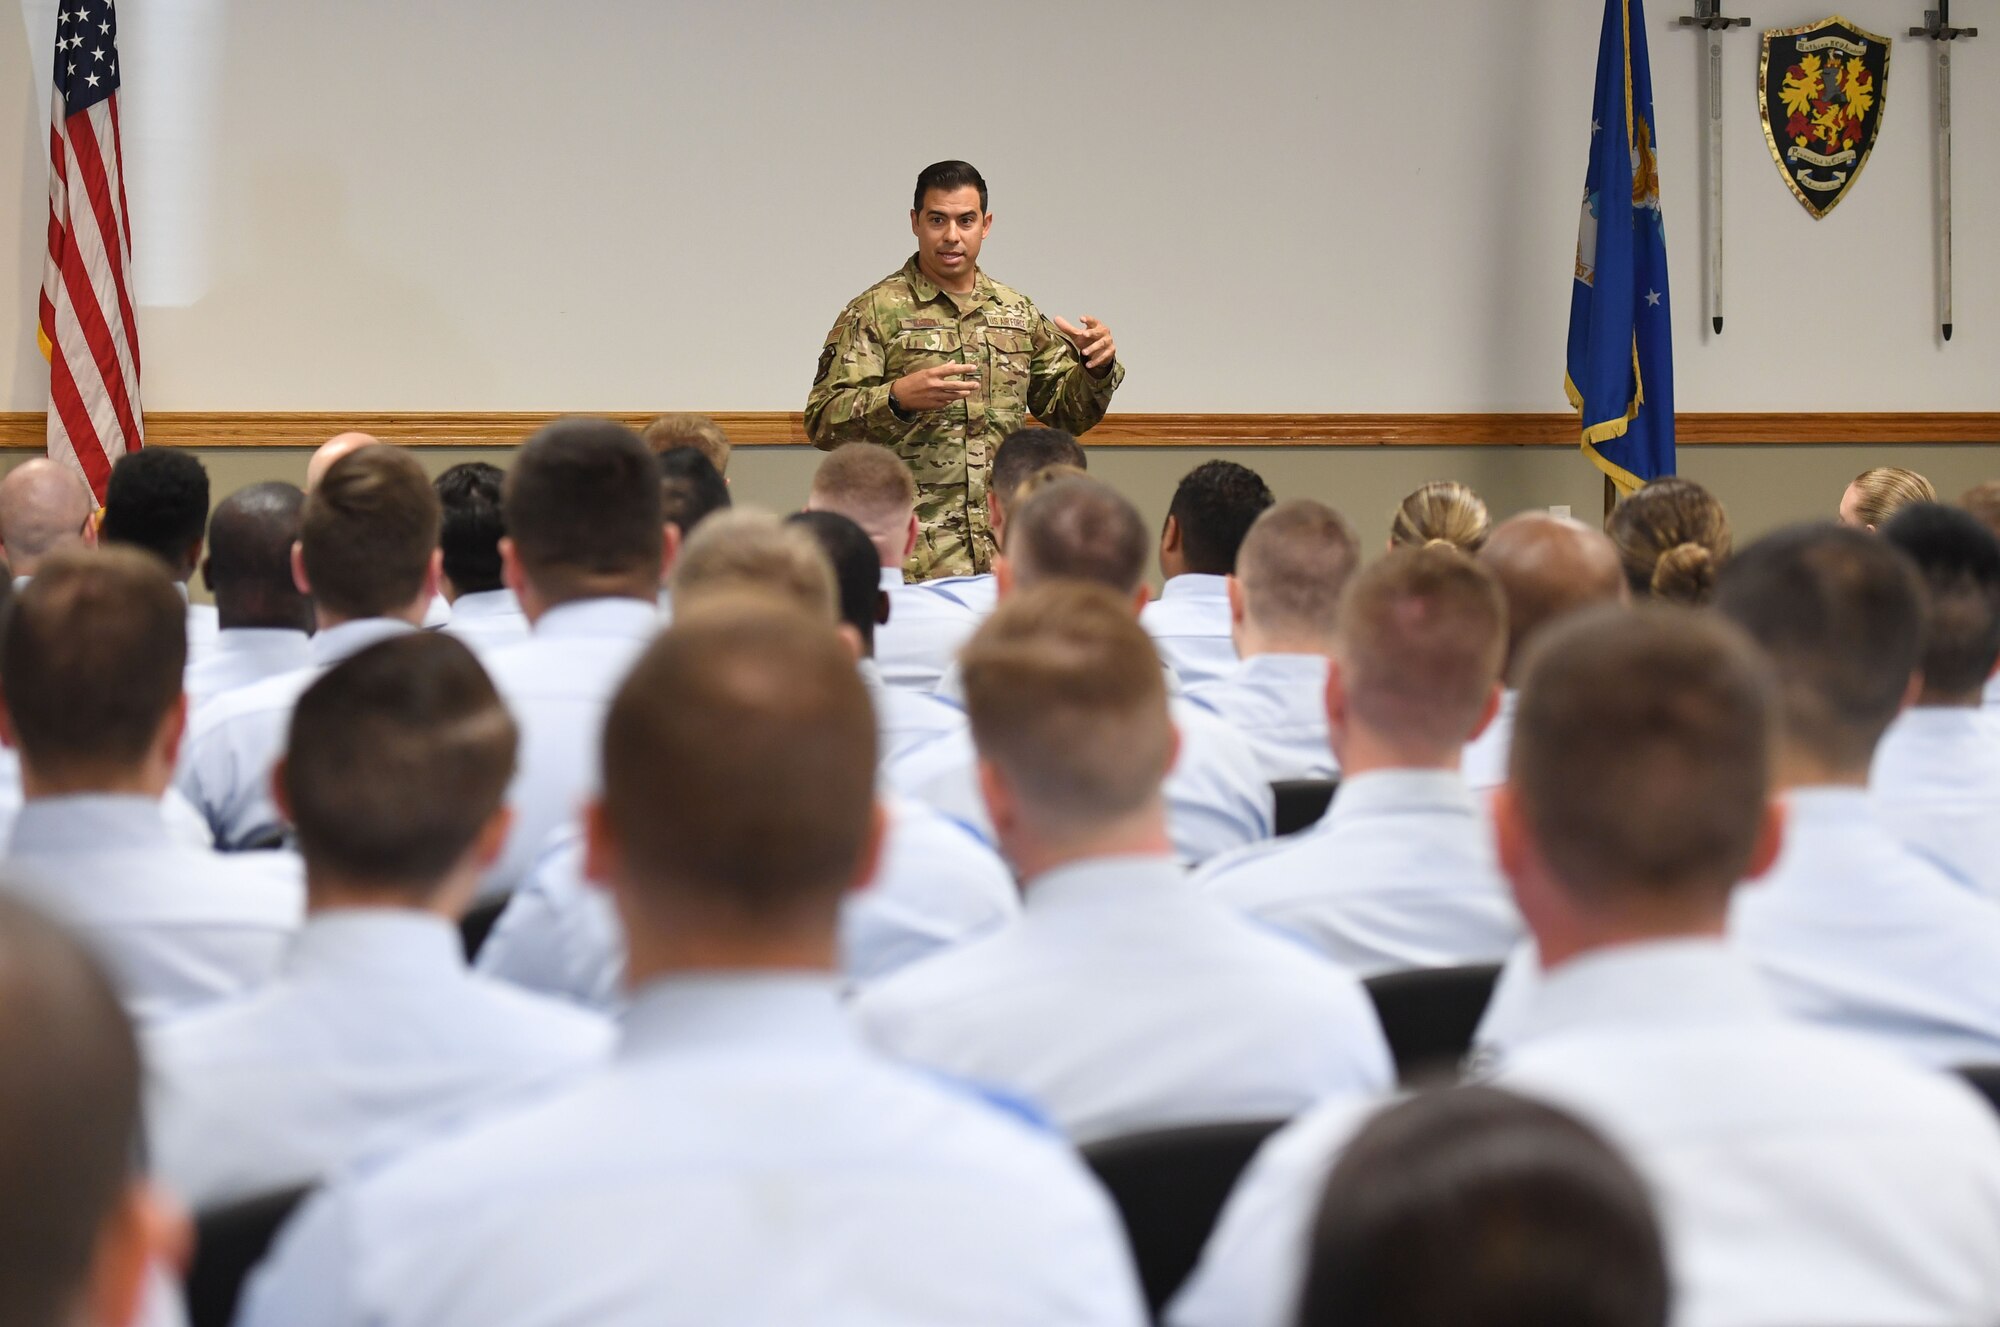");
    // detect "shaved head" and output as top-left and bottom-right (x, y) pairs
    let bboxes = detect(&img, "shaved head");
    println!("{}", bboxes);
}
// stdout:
(0, 460), (95, 576)
(1478, 514), (1628, 683)
(305, 432), (381, 490)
